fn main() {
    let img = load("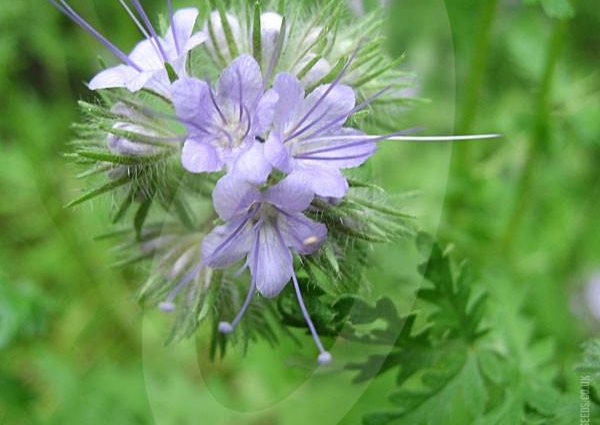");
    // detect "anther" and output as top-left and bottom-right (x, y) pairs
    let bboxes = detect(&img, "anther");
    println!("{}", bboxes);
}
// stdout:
(318, 351), (333, 365)
(218, 322), (234, 334)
